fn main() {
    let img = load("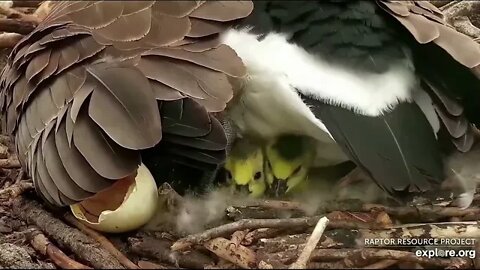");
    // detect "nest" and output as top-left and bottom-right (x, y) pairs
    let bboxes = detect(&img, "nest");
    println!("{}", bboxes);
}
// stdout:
(1, 1), (480, 269)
